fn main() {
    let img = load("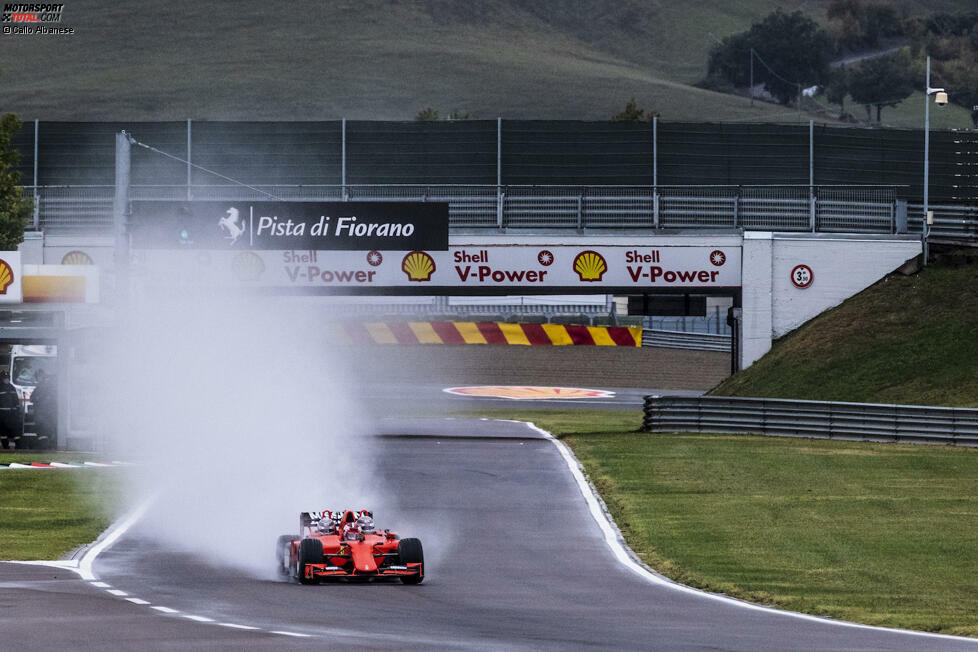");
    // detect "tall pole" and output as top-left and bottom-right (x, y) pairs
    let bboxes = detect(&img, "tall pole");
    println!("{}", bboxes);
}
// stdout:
(923, 56), (930, 266)
(186, 119), (192, 201)
(749, 48), (754, 107)
(113, 131), (131, 307)
(32, 119), (39, 229)
(341, 118), (347, 199)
